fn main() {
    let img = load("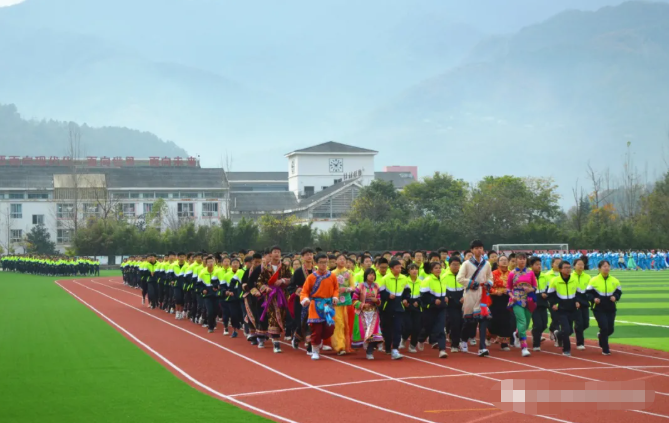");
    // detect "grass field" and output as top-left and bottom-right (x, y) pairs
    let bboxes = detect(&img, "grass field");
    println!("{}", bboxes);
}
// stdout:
(0, 270), (269, 423)
(0, 270), (667, 422)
